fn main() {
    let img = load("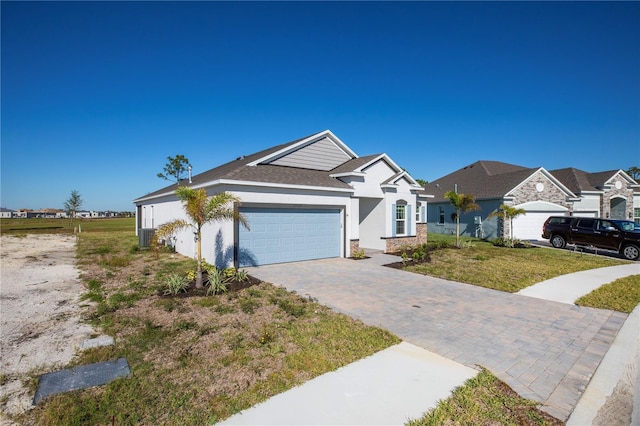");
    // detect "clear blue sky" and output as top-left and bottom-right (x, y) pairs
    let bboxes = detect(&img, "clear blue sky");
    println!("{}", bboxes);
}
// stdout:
(2, 1), (639, 212)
